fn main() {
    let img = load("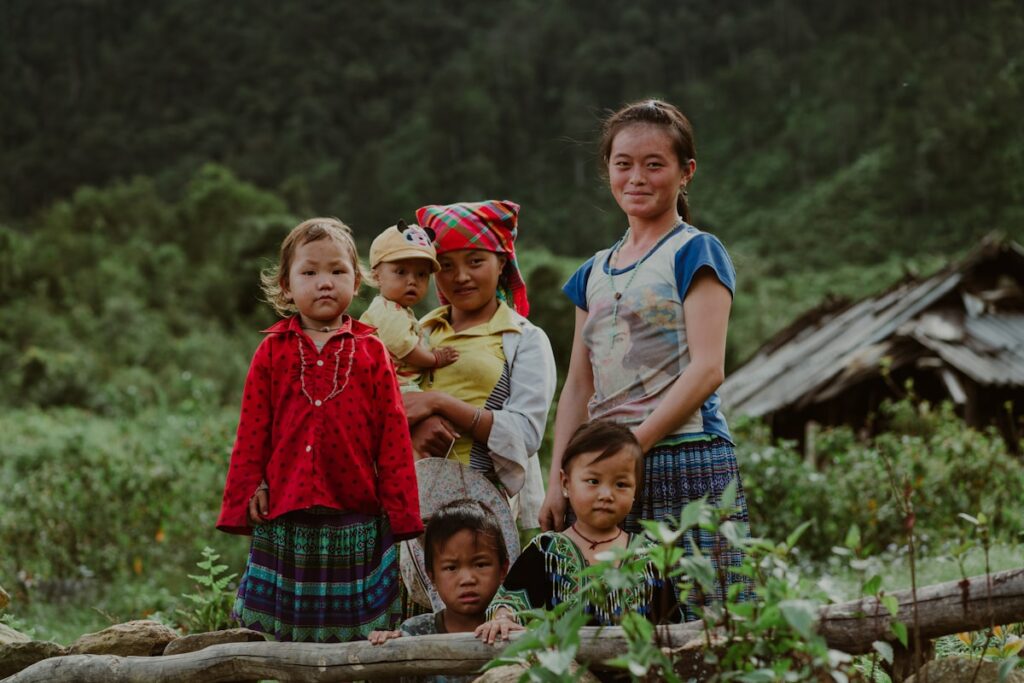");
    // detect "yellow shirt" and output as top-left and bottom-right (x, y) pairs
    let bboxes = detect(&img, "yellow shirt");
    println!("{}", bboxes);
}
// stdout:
(359, 295), (424, 389)
(420, 302), (520, 464)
